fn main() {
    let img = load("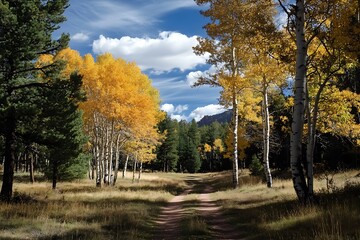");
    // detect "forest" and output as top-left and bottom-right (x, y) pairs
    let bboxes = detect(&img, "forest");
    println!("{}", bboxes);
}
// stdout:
(0, 0), (360, 239)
